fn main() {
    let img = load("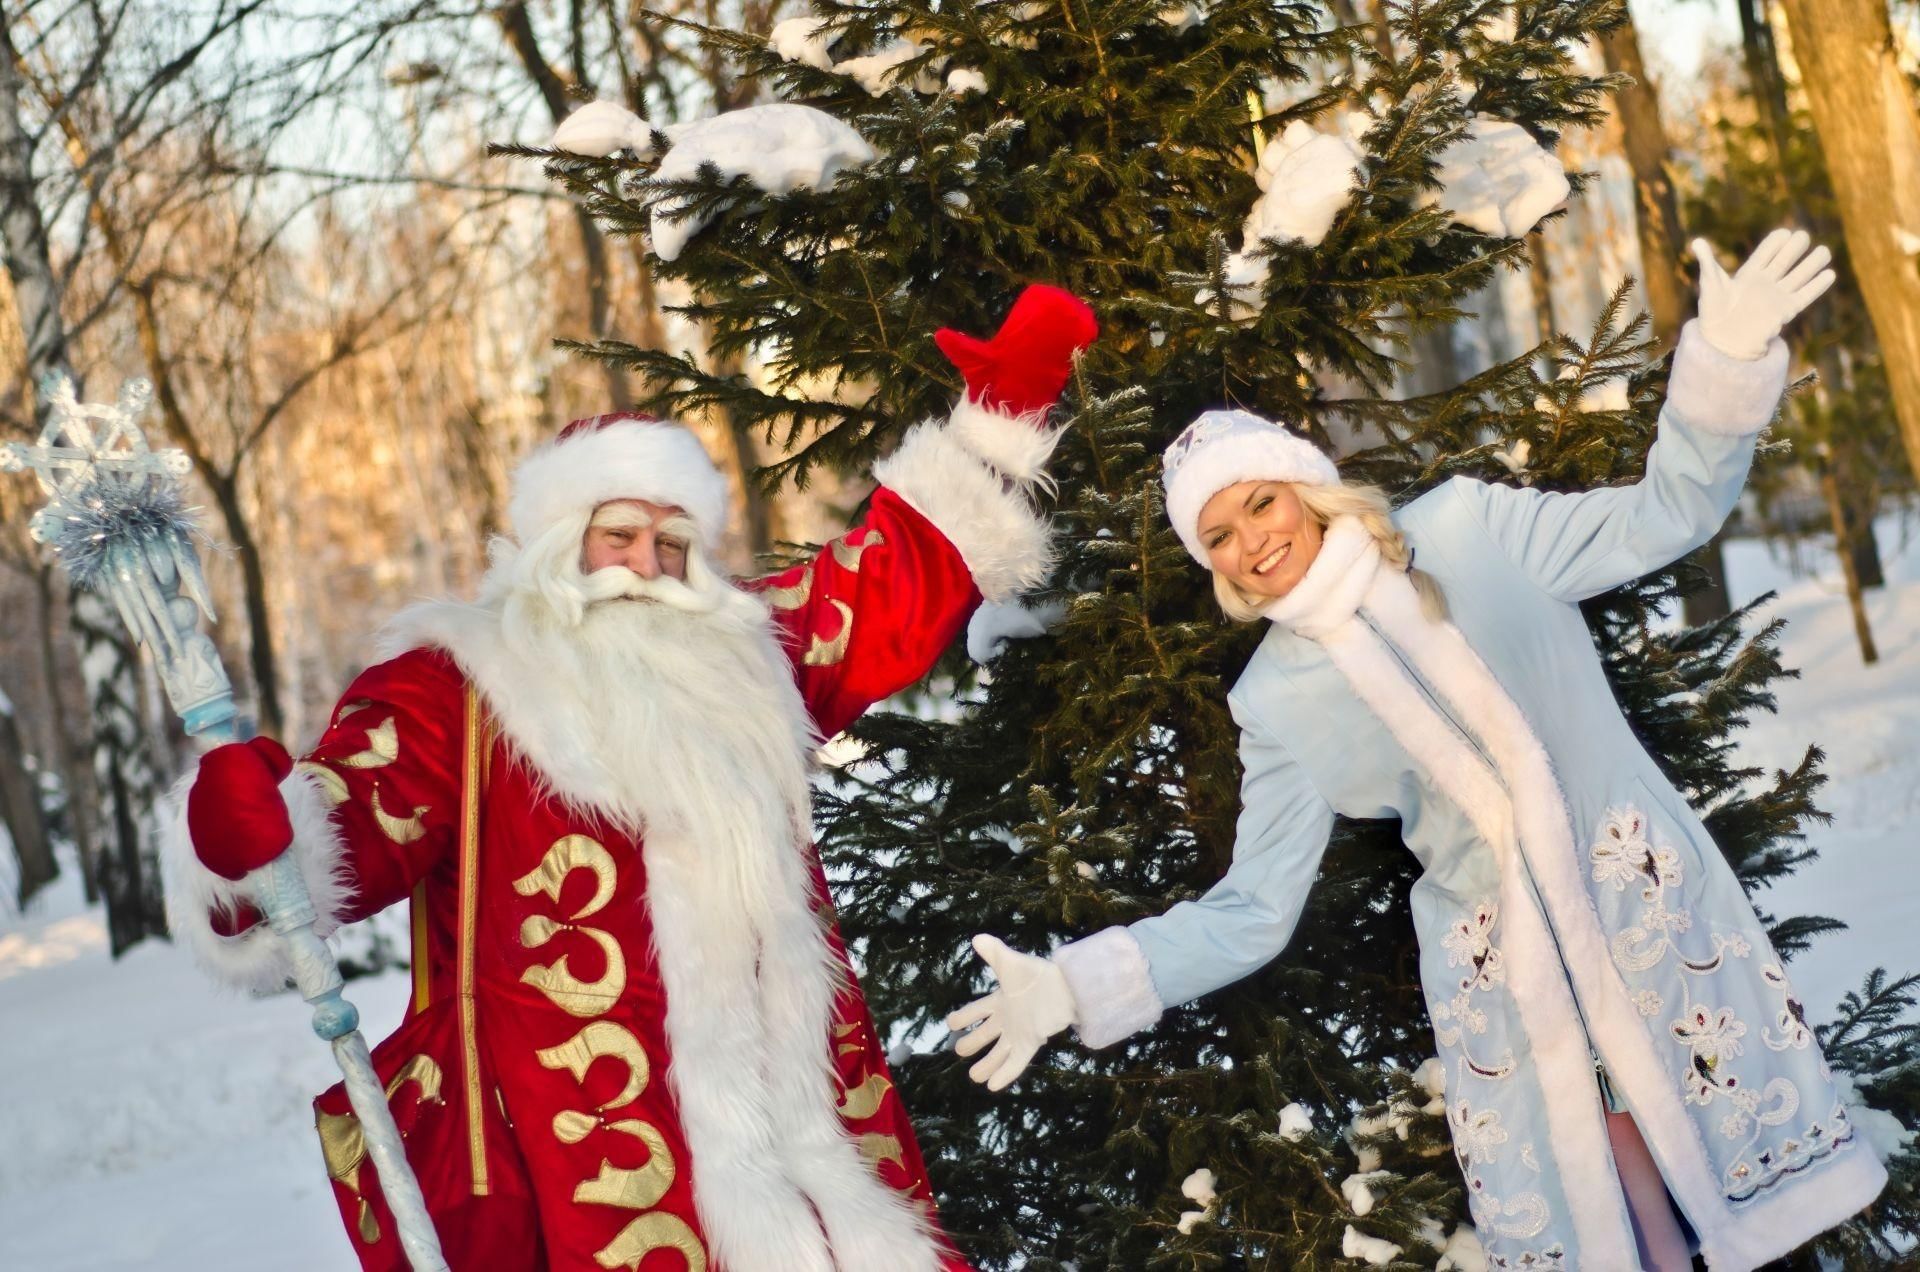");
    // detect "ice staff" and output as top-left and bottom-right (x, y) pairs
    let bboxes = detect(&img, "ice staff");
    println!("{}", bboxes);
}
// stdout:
(2, 373), (448, 1272)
